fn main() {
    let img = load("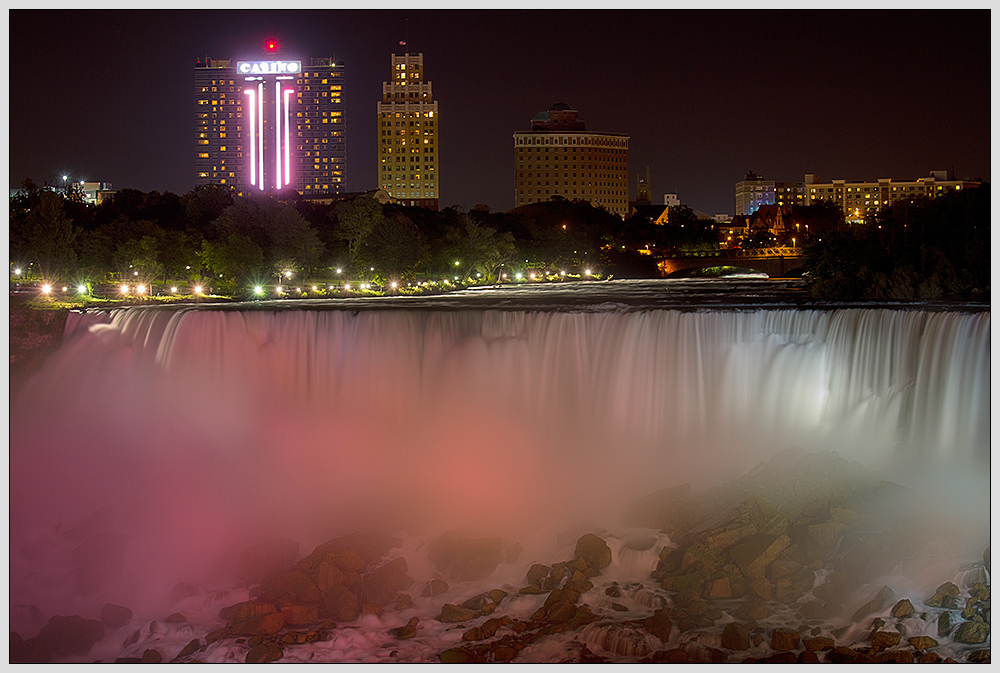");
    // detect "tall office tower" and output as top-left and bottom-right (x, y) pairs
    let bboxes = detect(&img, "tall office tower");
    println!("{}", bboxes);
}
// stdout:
(194, 41), (346, 196)
(377, 51), (439, 209)
(513, 103), (630, 216)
